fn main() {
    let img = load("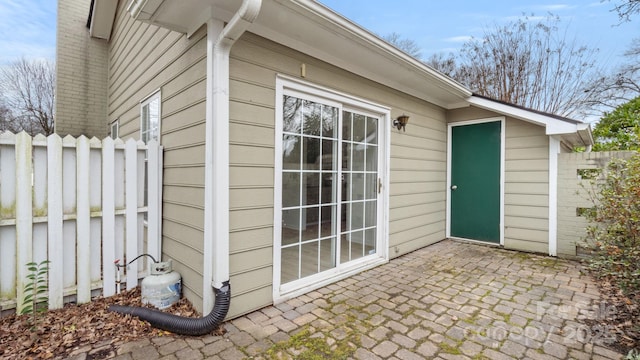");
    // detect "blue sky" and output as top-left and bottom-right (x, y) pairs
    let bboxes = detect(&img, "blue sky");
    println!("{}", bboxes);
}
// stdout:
(0, 0), (56, 64)
(319, 0), (638, 68)
(0, 0), (637, 69)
